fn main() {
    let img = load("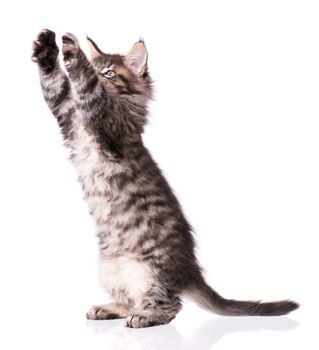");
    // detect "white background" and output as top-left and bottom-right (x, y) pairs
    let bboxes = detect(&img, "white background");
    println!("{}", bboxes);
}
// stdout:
(0, 0), (318, 349)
